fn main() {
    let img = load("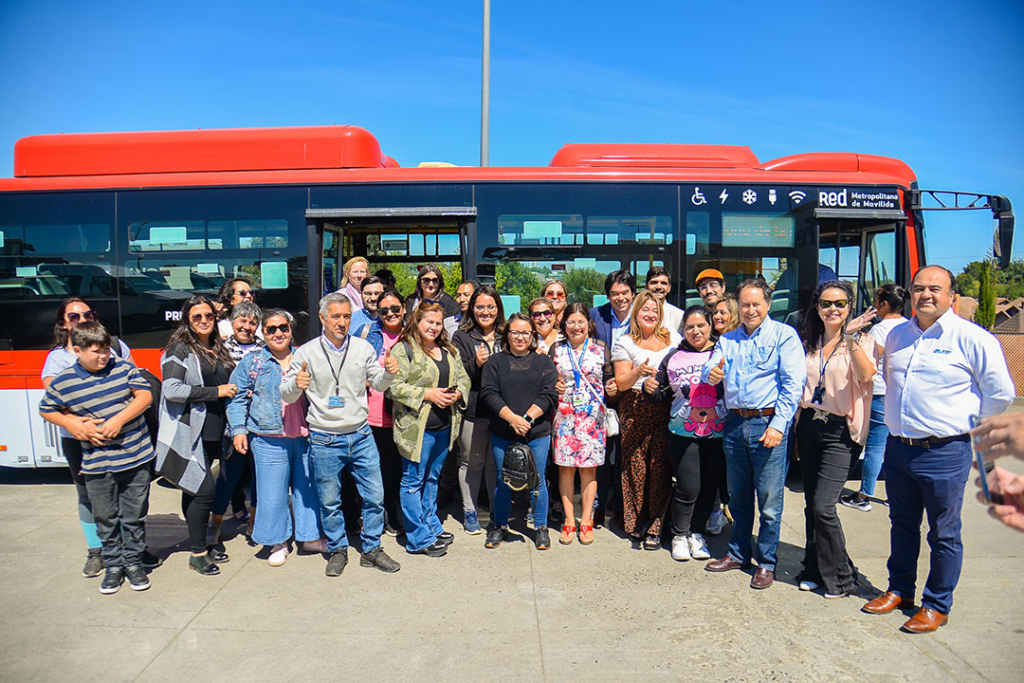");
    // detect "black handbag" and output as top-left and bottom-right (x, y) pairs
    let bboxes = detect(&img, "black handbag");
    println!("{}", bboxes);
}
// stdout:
(502, 442), (539, 492)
